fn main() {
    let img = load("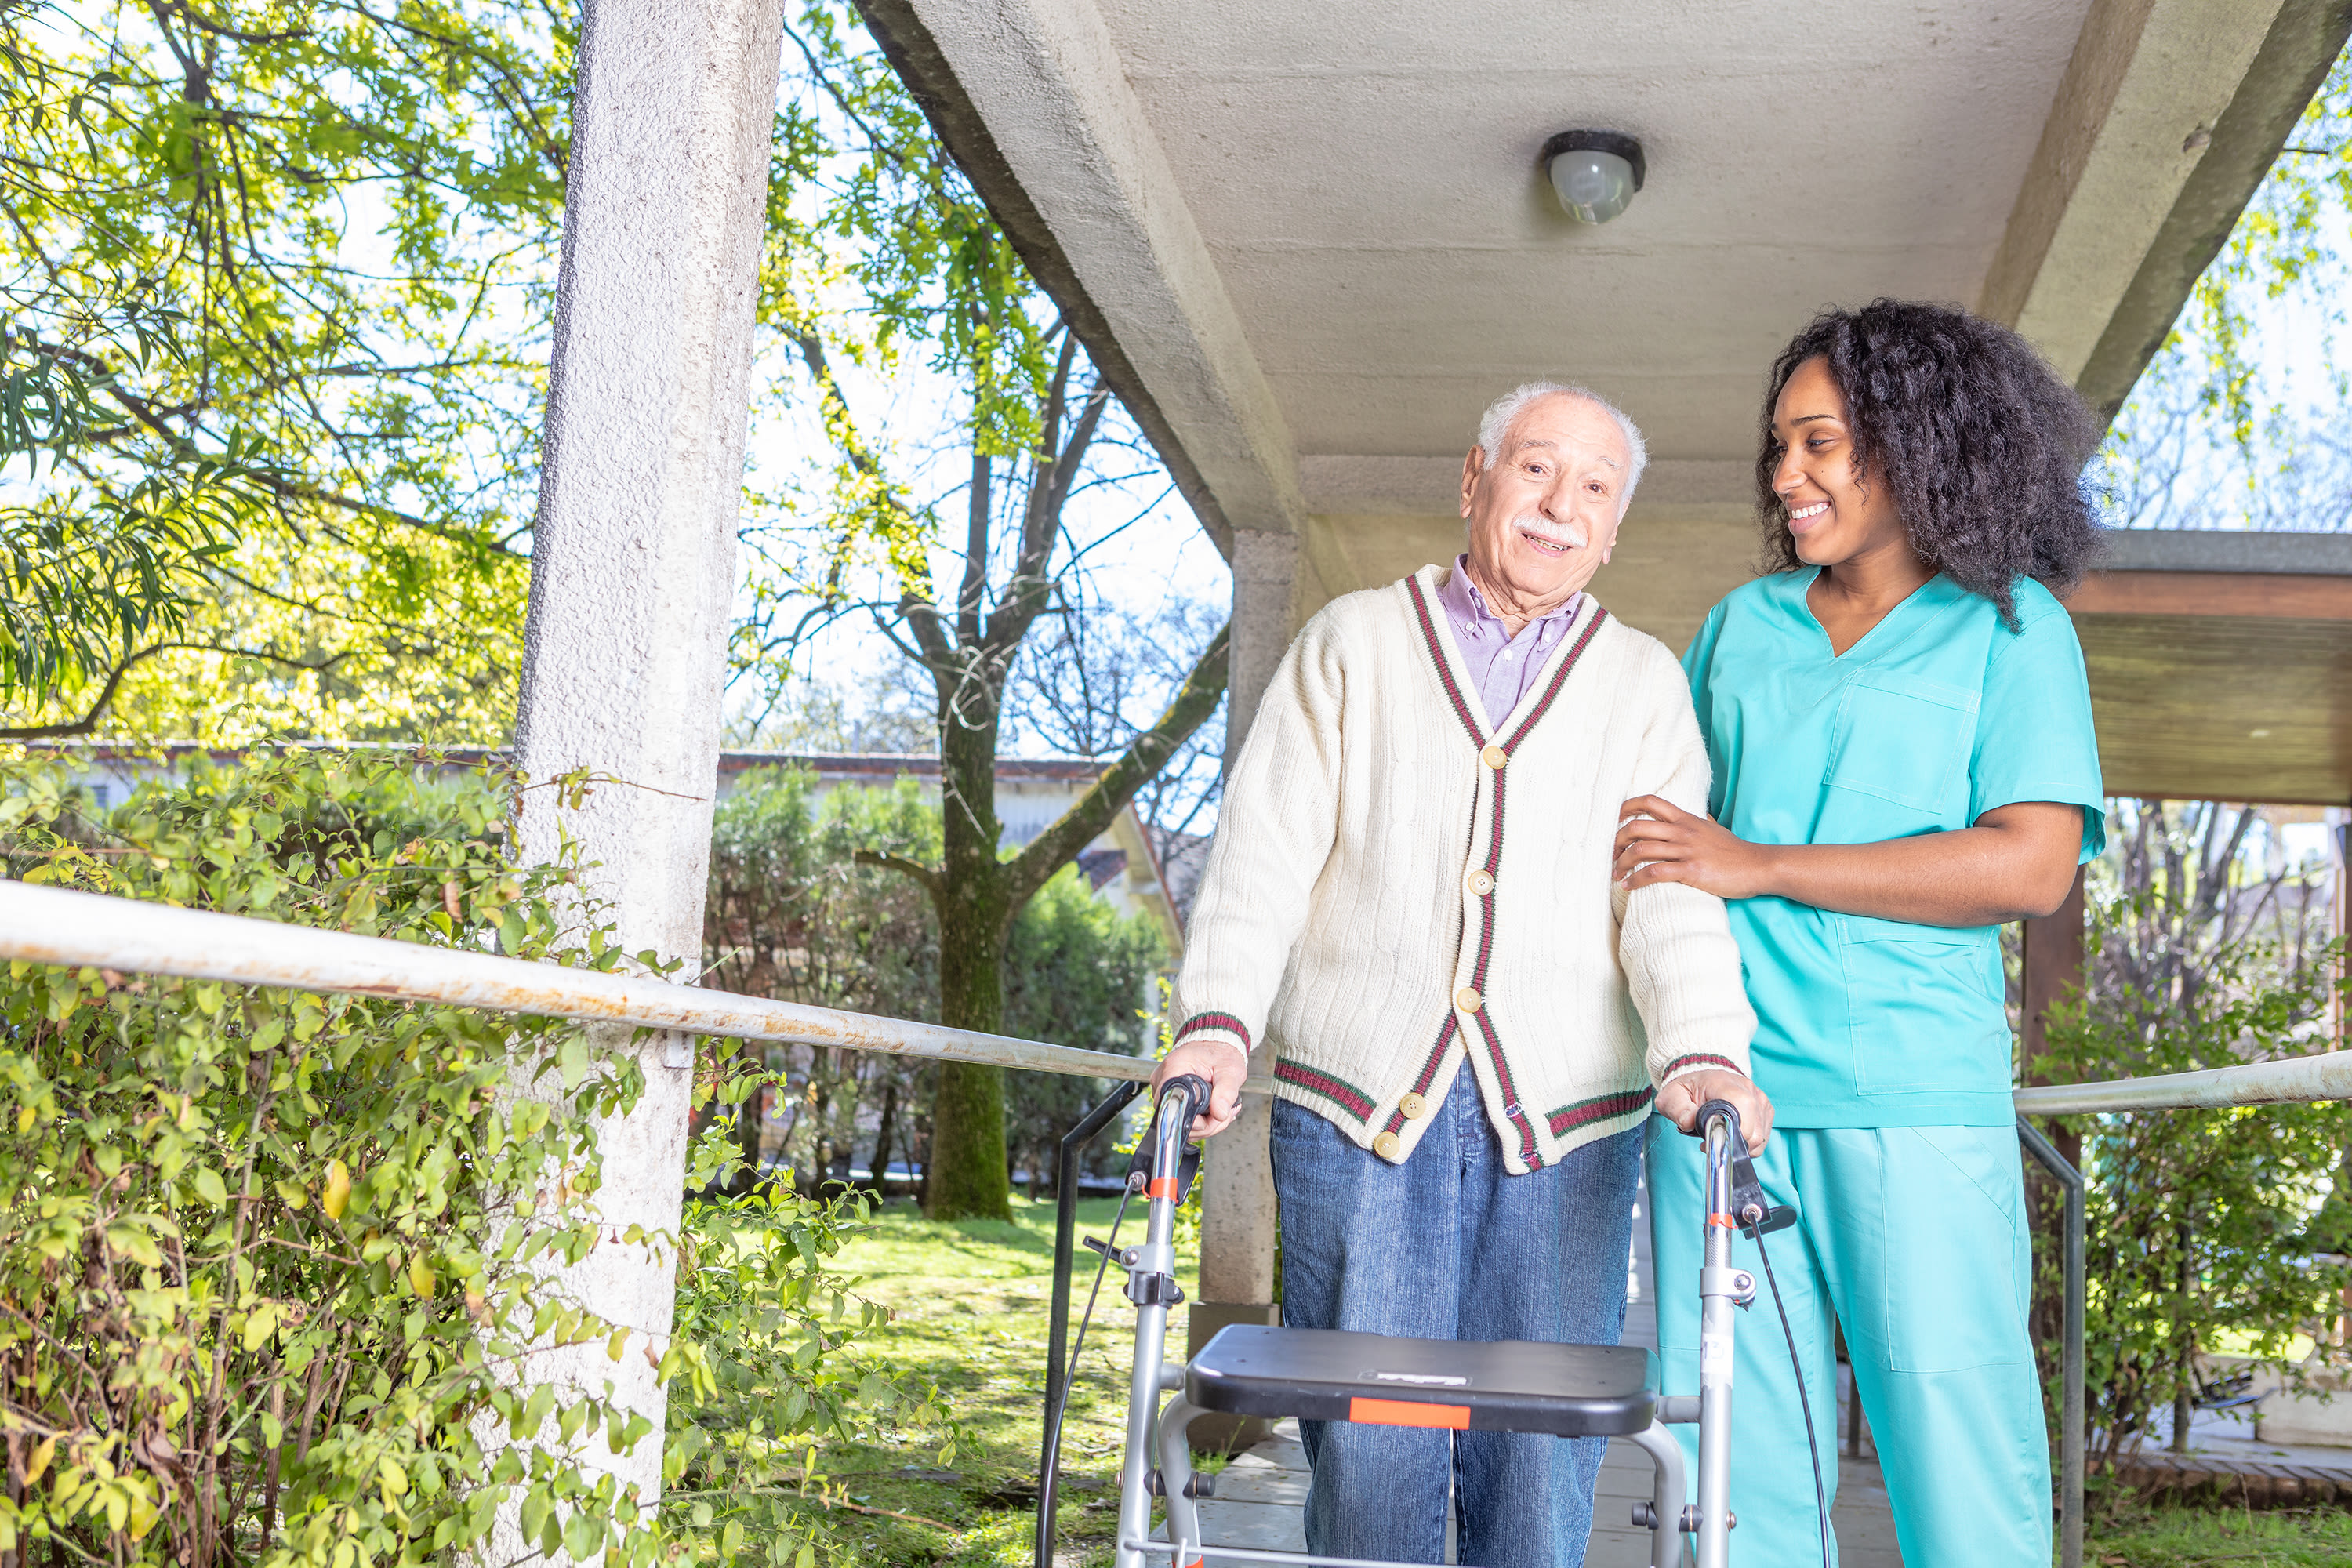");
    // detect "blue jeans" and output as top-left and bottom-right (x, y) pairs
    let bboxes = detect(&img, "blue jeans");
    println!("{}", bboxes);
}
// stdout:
(1270, 1063), (1641, 1568)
